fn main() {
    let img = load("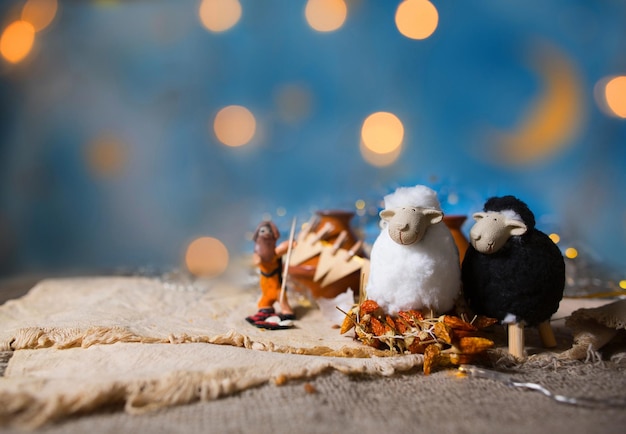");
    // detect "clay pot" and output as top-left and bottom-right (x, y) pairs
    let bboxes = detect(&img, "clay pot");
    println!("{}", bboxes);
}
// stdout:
(288, 210), (364, 300)
(443, 214), (469, 264)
